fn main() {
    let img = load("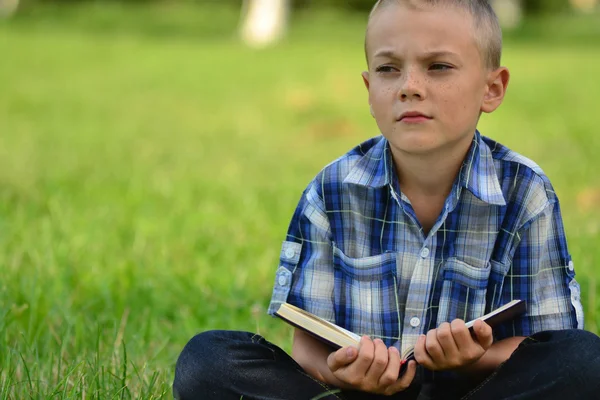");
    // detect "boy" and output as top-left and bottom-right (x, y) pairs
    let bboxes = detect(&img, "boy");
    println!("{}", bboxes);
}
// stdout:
(173, 1), (600, 399)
